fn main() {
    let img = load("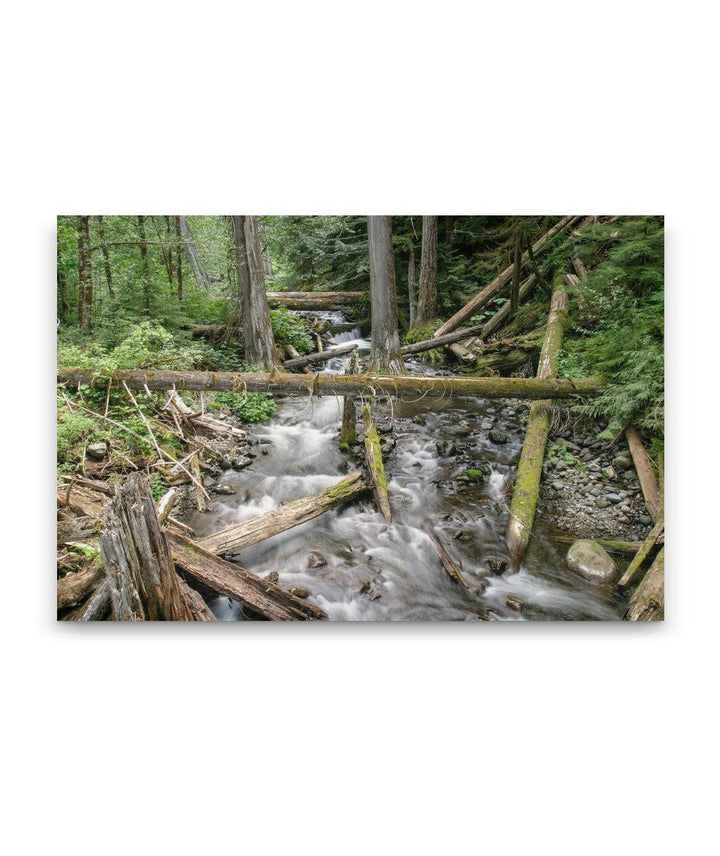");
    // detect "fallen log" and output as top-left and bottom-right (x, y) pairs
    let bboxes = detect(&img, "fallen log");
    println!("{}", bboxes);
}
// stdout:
(422, 522), (469, 587)
(624, 547), (664, 621)
(166, 390), (247, 441)
(57, 560), (104, 611)
(447, 342), (476, 365)
(169, 533), (326, 620)
(433, 217), (578, 337)
(551, 534), (643, 557)
(283, 342), (359, 371)
(362, 405), (391, 522)
(617, 520), (664, 589)
(57, 515), (102, 547)
(267, 291), (366, 311)
(198, 470), (370, 555)
(57, 482), (106, 517)
(507, 273), (568, 569)
(77, 578), (111, 620)
(100, 475), (194, 621)
(625, 427), (662, 523)
(59, 367), (604, 401)
(179, 579), (217, 621)
(340, 351), (360, 450)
